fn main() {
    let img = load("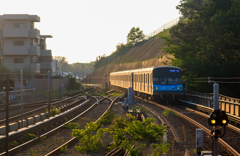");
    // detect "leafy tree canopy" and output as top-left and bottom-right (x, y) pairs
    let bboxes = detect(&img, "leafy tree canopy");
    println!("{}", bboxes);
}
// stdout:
(127, 27), (145, 46)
